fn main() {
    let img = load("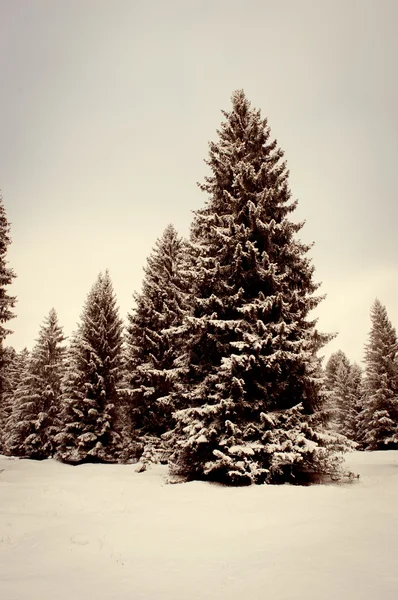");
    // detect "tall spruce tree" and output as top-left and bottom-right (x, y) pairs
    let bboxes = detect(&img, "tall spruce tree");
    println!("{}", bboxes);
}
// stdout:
(55, 271), (124, 463)
(124, 224), (189, 438)
(0, 195), (17, 441)
(168, 90), (345, 485)
(360, 299), (398, 449)
(4, 309), (66, 458)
